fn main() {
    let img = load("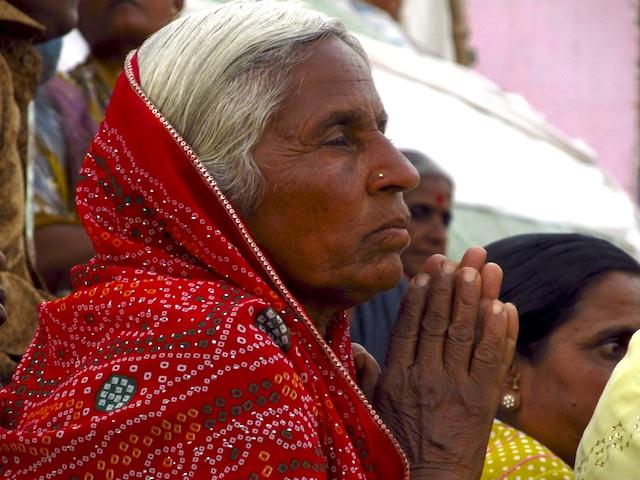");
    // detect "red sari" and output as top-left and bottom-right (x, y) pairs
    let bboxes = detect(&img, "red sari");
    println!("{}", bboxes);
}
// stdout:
(0, 54), (409, 479)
